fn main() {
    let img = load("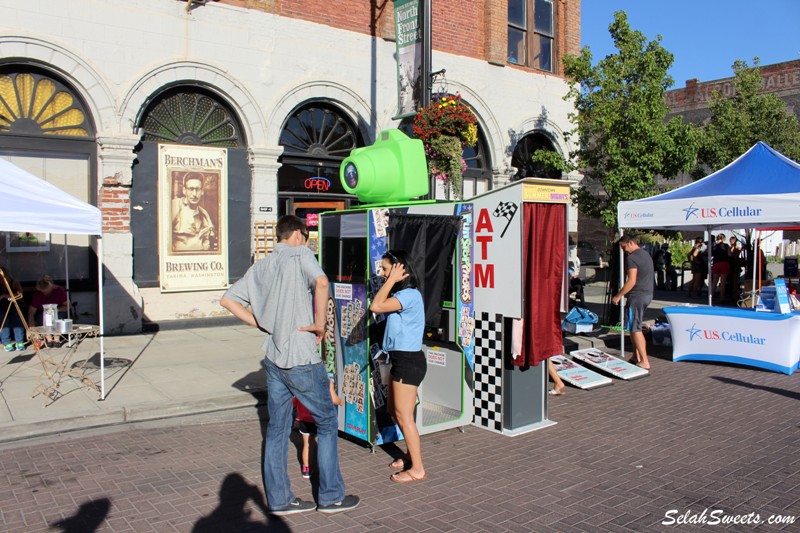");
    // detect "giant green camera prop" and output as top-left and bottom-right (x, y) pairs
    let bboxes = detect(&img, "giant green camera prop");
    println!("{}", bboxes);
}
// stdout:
(340, 129), (429, 203)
